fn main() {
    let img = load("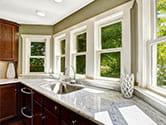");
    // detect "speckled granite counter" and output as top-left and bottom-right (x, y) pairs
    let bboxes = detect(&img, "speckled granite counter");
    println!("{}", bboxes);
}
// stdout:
(0, 79), (166, 125)
(19, 79), (166, 125)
